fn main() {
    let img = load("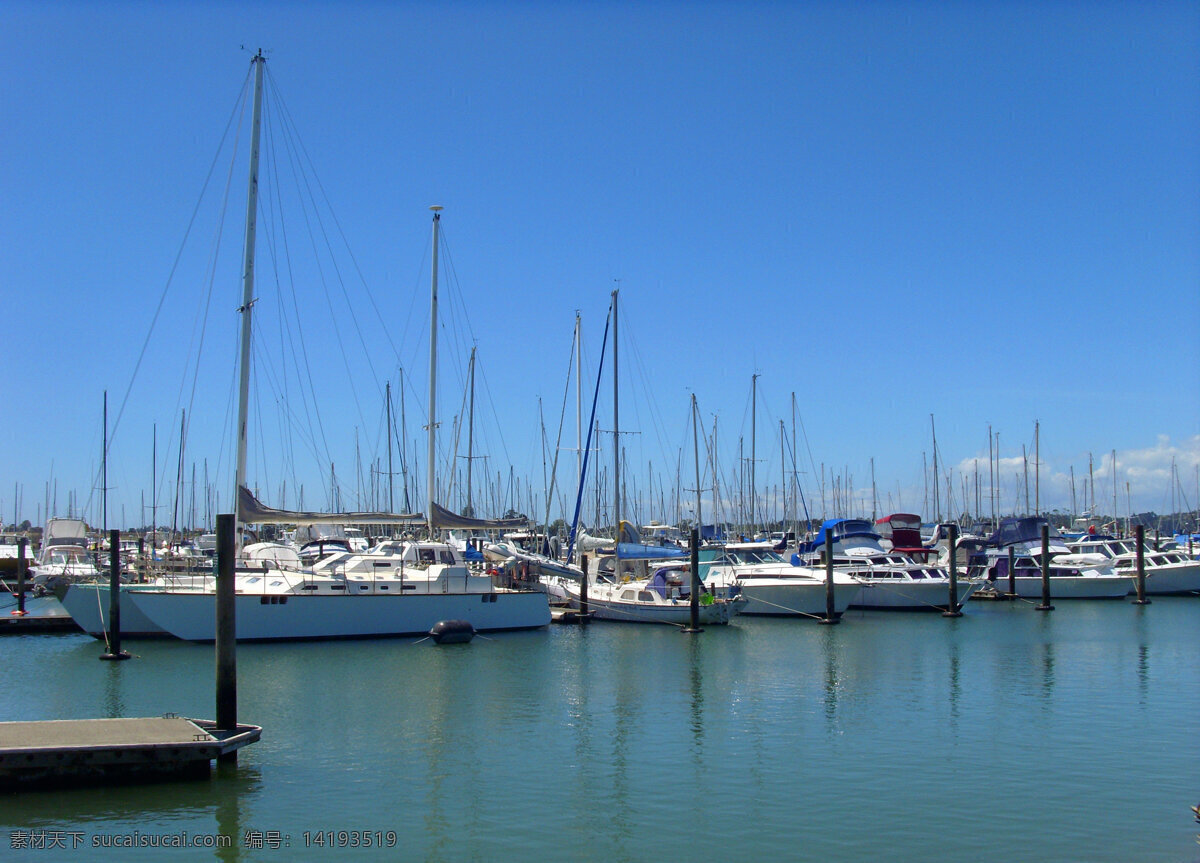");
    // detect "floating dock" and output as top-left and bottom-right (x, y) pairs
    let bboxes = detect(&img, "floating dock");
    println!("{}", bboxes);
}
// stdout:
(551, 607), (594, 624)
(0, 716), (261, 788)
(1, 594), (82, 634)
